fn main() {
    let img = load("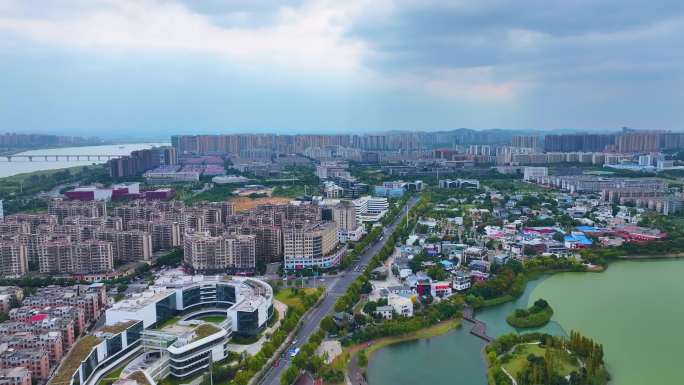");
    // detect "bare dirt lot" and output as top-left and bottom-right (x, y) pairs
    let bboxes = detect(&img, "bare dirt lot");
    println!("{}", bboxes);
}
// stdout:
(230, 196), (292, 212)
